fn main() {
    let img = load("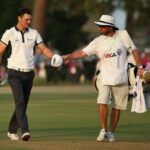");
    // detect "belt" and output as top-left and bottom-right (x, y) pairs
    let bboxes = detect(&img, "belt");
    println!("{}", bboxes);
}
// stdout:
(9, 67), (33, 72)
